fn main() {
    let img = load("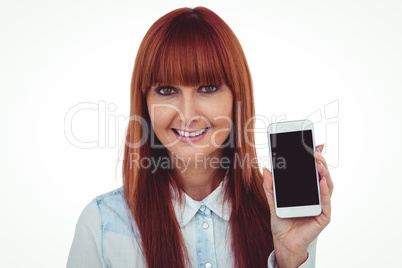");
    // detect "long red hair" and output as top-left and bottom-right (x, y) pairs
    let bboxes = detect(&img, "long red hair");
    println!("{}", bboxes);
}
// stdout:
(122, 6), (273, 268)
